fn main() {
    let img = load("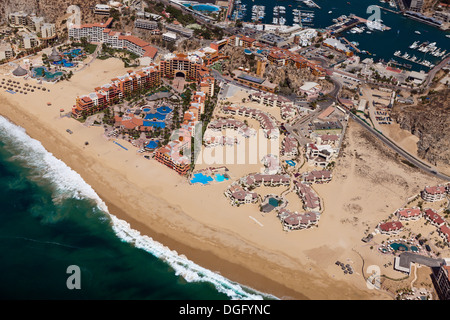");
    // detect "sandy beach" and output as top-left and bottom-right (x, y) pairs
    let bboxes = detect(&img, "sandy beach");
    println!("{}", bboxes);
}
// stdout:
(0, 57), (446, 300)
